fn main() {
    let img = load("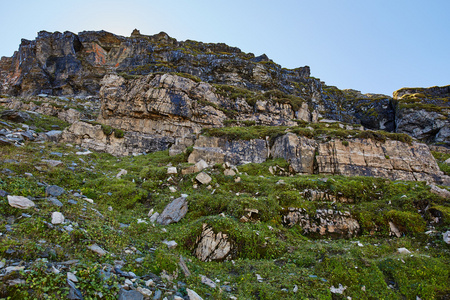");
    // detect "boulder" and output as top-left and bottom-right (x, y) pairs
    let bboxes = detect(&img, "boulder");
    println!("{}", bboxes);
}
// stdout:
(7, 195), (35, 209)
(187, 289), (203, 300)
(156, 197), (188, 225)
